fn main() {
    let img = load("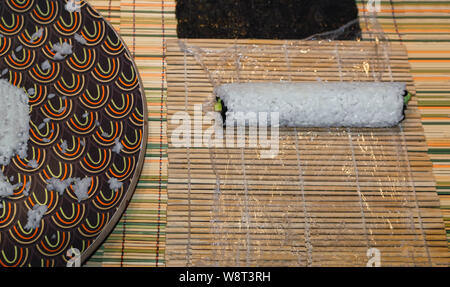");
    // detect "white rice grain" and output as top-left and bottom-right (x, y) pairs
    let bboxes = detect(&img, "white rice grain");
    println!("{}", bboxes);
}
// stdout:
(46, 177), (73, 195)
(72, 177), (92, 202)
(108, 177), (123, 191)
(65, 0), (81, 13)
(112, 138), (122, 154)
(74, 33), (87, 45)
(60, 140), (68, 154)
(24, 204), (47, 230)
(28, 159), (38, 168)
(0, 171), (17, 198)
(23, 181), (31, 196)
(52, 42), (73, 60)
(41, 60), (51, 71)
(30, 28), (43, 43)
